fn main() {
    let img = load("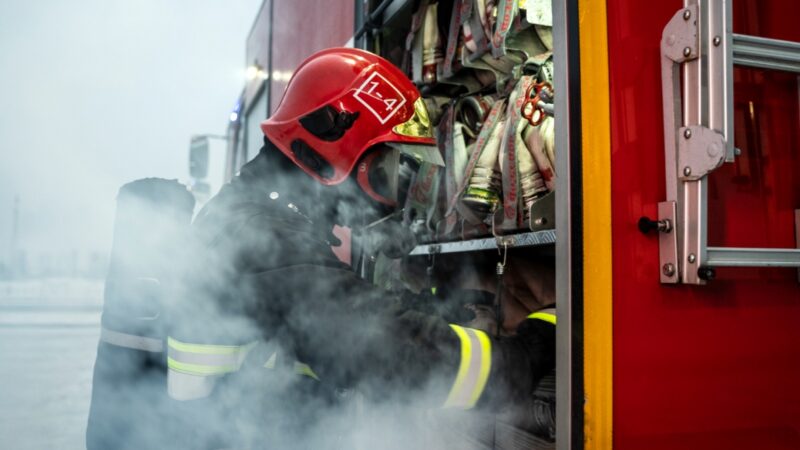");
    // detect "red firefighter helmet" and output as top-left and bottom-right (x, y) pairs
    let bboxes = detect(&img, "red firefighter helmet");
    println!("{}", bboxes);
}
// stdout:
(261, 48), (437, 187)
